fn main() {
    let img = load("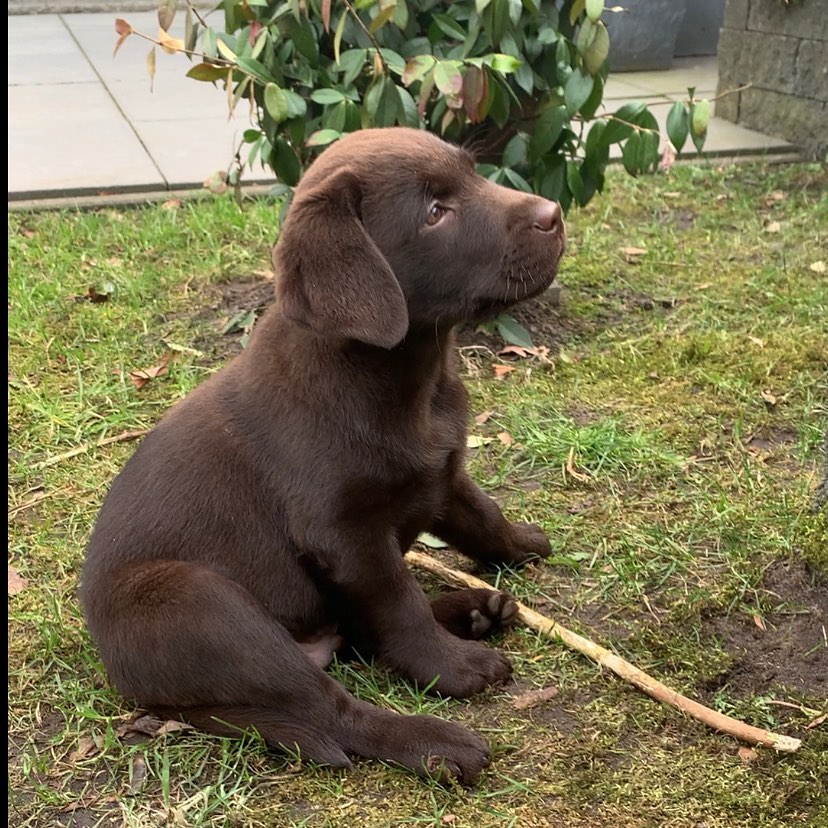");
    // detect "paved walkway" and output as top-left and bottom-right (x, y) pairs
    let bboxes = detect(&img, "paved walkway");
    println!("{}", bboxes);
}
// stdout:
(8, 11), (799, 203)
